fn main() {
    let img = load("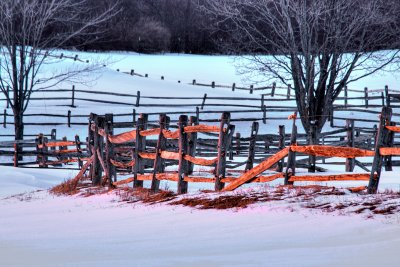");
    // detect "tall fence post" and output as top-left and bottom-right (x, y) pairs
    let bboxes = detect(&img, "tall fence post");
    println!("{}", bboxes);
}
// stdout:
(345, 119), (355, 172)
(385, 85), (390, 107)
(368, 107), (392, 193)
(308, 123), (318, 173)
(177, 115), (189, 194)
(262, 105), (267, 124)
(187, 116), (199, 175)
(91, 115), (104, 186)
(384, 122), (395, 171)
(344, 86), (348, 108)
(67, 110), (71, 127)
(285, 112), (297, 185)
(250, 85), (254, 94)
(245, 122), (259, 171)
(105, 113), (115, 185)
(151, 114), (168, 192)
(364, 87), (369, 108)
(235, 133), (241, 156)
(133, 114), (148, 188)
(232, 83), (236, 91)
(277, 125), (286, 172)
(75, 135), (83, 169)
(215, 112), (231, 191)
